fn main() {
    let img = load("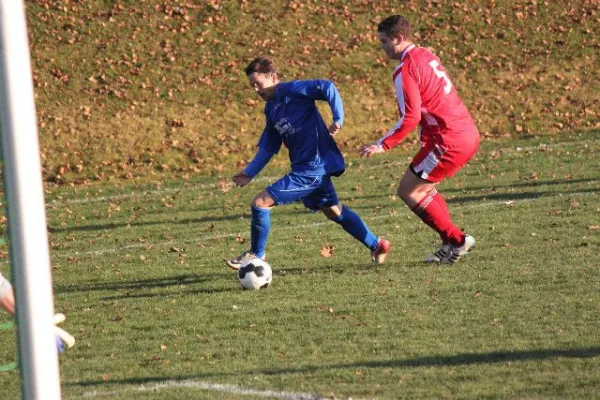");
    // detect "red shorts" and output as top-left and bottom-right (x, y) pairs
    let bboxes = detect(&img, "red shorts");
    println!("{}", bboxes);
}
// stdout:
(410, 135), (480, 183)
